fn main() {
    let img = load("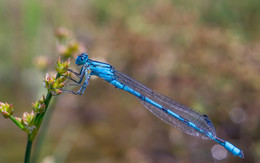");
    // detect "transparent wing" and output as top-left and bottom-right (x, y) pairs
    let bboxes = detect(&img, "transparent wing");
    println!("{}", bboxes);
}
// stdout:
(115, 71), (216, 140)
